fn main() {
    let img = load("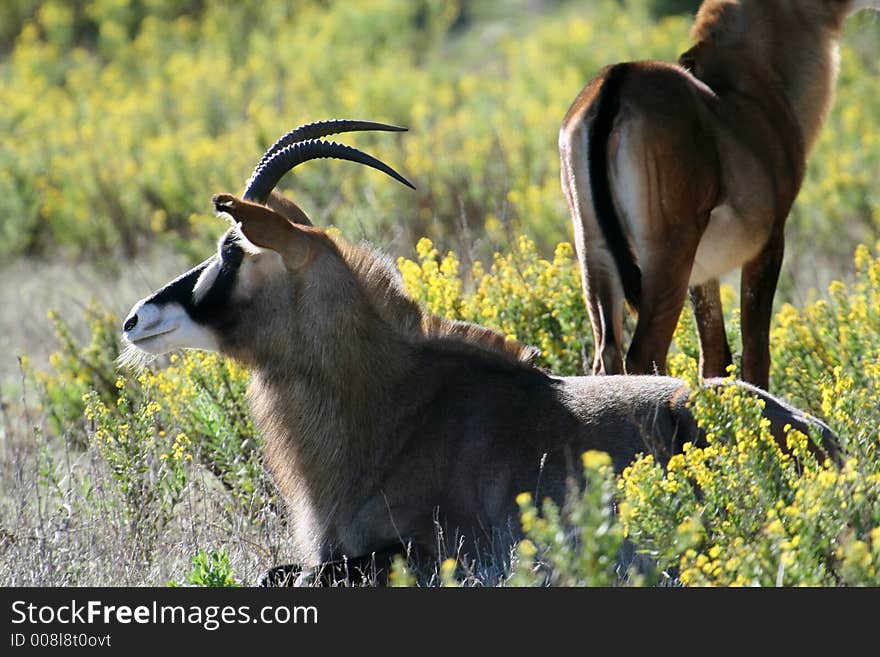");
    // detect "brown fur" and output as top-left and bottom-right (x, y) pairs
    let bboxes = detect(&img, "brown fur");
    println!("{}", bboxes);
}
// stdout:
(559, 0), (873, 390)
(336, 238), (541, 365)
